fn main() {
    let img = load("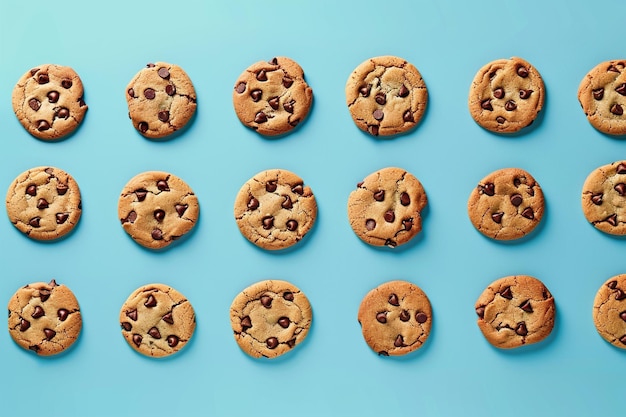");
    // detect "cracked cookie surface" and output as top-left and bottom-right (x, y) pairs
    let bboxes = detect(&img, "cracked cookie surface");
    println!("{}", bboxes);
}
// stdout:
(5, 166), (82, 241)
(358, 280), (432, 356)
(12, 64), (88, 140)
(468, 57), (544, 134)
(234, 169), (317, 250)
(581, 161), (626, 235)
(467, 167), (544, 240)
(578, 60), (626, 135)
(8, 279), (82, 356)
(593, 274), (626, 349)
(126, 62), (197, 139)
(233, 56), (313, 136)
(119, 283), (195, 358)
(230, 279), (312, 359)
(118, 171), (199, 249)
(347, 167), (427, 248)
(475, 275), (555, 349)
(346, 56), (427, 137)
